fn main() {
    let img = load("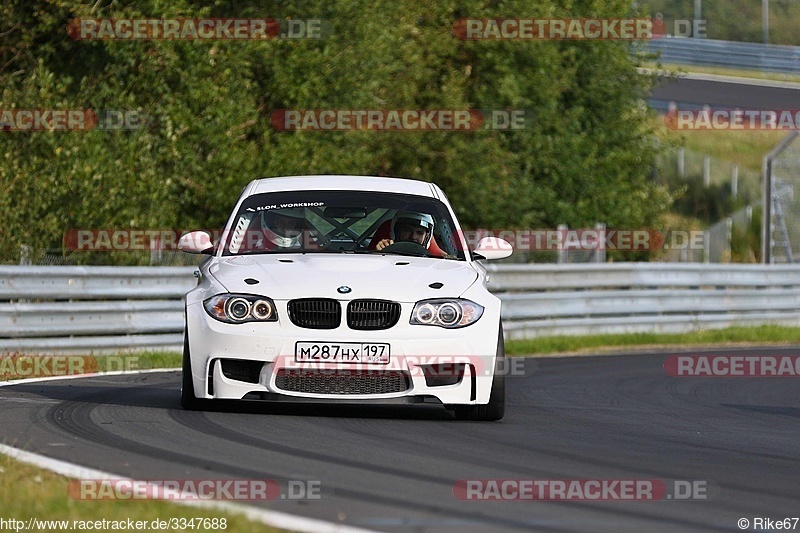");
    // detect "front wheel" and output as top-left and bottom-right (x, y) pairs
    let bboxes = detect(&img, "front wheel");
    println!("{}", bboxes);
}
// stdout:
(453, 325), (506, 421)
(180, 333), (206, 411)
